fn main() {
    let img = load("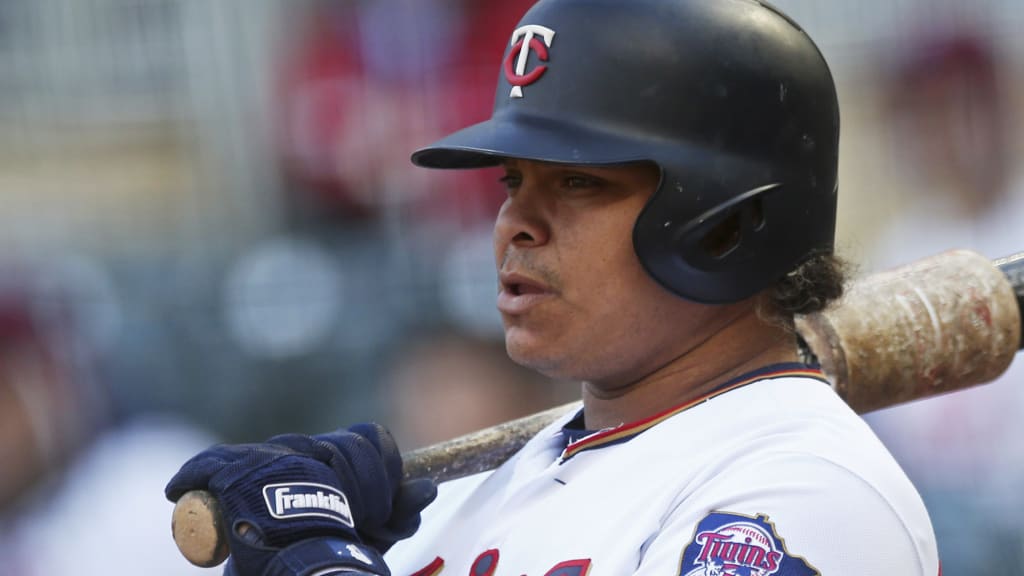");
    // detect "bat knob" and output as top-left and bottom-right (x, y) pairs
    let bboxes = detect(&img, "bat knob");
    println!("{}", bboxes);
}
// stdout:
(172, 490), (230, 567)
